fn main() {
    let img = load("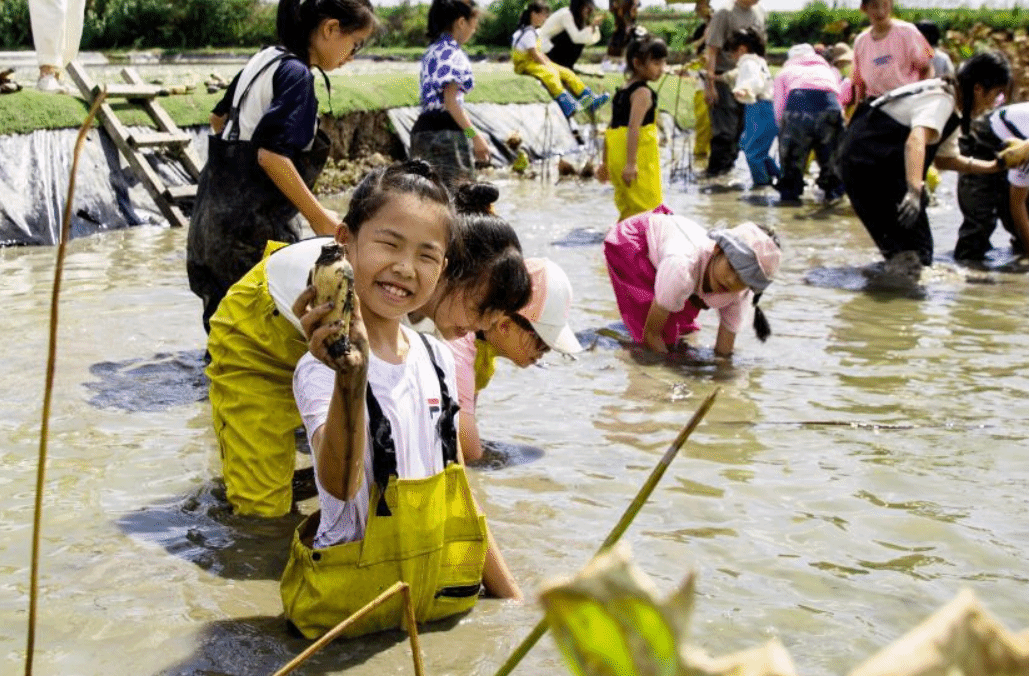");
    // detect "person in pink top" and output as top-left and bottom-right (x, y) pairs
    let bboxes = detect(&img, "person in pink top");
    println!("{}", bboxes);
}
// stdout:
(772, 43), (846, 202)
(448, 258), (582, 461)
(852, 0), (933, 102)
(603, 211), (781, 356)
